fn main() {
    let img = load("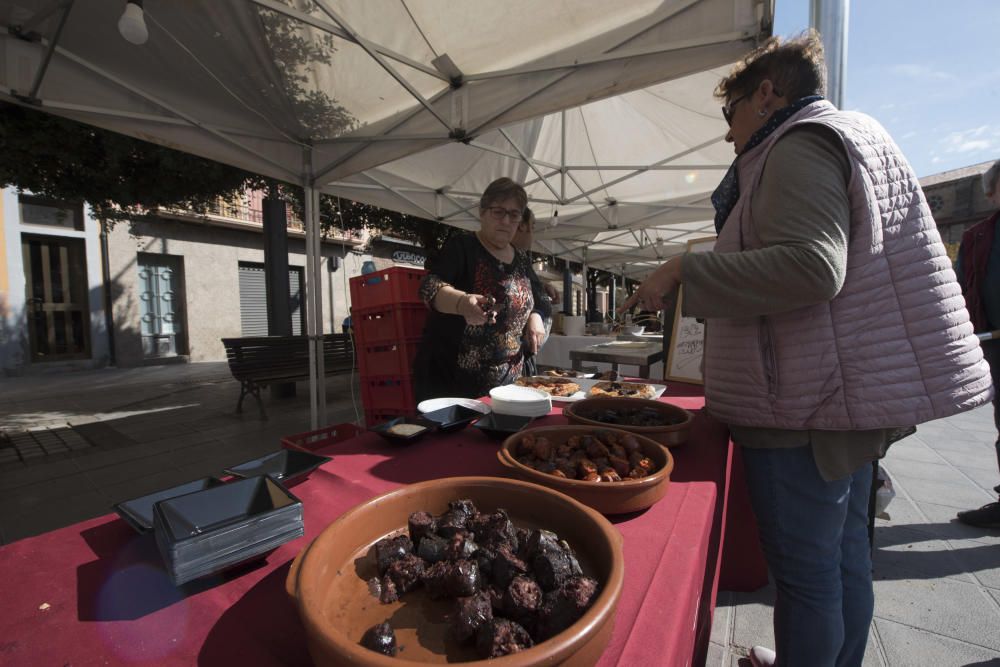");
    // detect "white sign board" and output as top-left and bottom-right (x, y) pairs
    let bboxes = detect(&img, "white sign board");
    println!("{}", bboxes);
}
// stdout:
(665, 237), (716, 384)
